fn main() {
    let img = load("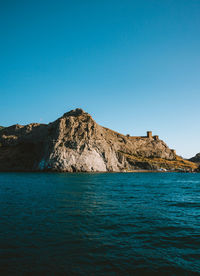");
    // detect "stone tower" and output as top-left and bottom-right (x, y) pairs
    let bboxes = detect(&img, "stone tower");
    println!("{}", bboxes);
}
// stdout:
(147, 131), (152, 138)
